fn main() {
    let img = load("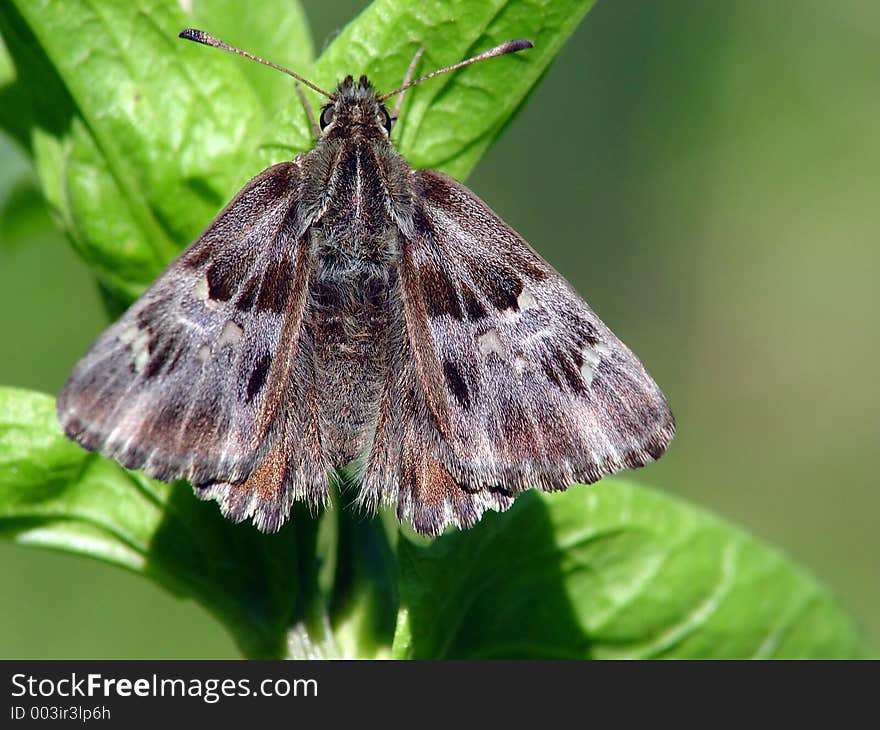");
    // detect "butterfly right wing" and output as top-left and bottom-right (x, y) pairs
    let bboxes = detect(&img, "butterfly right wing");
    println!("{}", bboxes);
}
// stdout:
(362, 169), (674, 535)
(57, 162), (322, 509)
